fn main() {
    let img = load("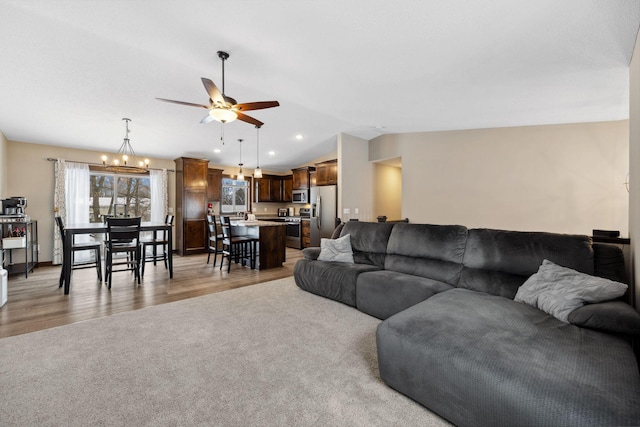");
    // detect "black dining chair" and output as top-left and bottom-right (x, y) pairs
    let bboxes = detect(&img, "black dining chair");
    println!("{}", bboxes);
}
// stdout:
(104, 216), (142, 289)
(219, 216), (257, 272)
(55, 216), (102, 286)
(206, 215), (224, 267)
(140, 214), (174, 277)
